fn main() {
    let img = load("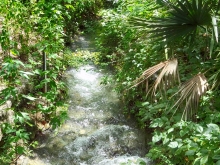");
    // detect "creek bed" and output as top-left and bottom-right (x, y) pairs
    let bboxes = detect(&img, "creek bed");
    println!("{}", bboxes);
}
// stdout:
(18, 35), (152, 165)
